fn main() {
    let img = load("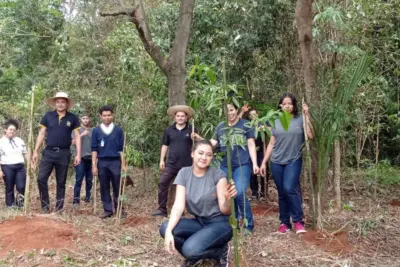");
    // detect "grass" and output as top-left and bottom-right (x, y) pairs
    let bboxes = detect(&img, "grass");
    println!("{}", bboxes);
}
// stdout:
(0, 168), (399, 266)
